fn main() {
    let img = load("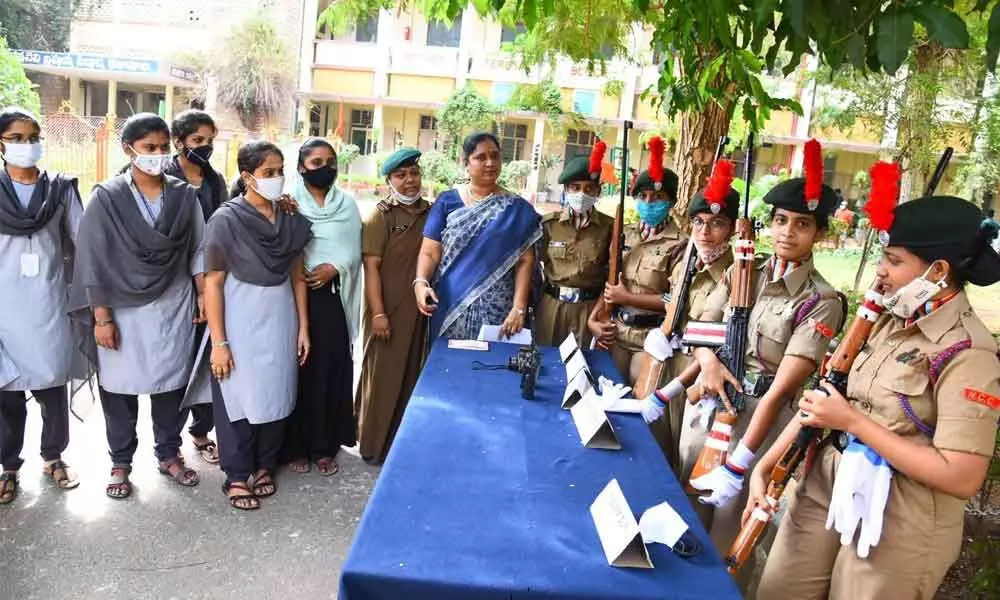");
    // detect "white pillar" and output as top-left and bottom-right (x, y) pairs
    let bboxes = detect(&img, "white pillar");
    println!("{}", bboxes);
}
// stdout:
(372, 103), (384, 153)
(789, 55), (818, 175)
(299, 0), (318, 95)
(374, 8), (392, 97)
(68, 76), (84, 113)
(164, 84), (175, 119)
(525, 115), (546, 197)
(455, 6), (476, 88)
(107, 79), (118, 117)
(84, 82), (94, 116)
